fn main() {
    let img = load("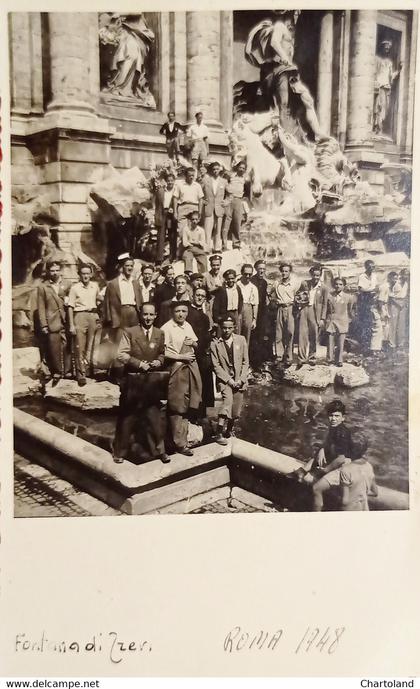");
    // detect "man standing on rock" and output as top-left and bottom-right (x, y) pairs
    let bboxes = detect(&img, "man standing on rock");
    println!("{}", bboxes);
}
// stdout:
(37, 259), (70, 383)
(173, 166), (204, 235)
(68, 264), (101, 386)
(201, 160), (228, 253)
(295, 264), (329, 368)
(269, 261), (298, 367)
(113, 302), (168, 465)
